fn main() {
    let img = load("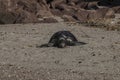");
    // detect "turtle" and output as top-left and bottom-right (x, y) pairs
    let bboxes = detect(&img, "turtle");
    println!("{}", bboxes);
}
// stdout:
(39, 31), (86, 48)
